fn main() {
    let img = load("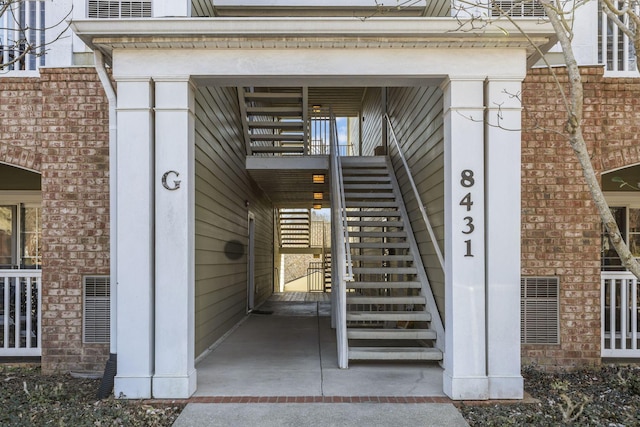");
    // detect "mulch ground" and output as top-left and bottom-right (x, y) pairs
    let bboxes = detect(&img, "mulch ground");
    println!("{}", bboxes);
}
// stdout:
(2, 364), (639, 426)
(460, 365), (640, 426)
